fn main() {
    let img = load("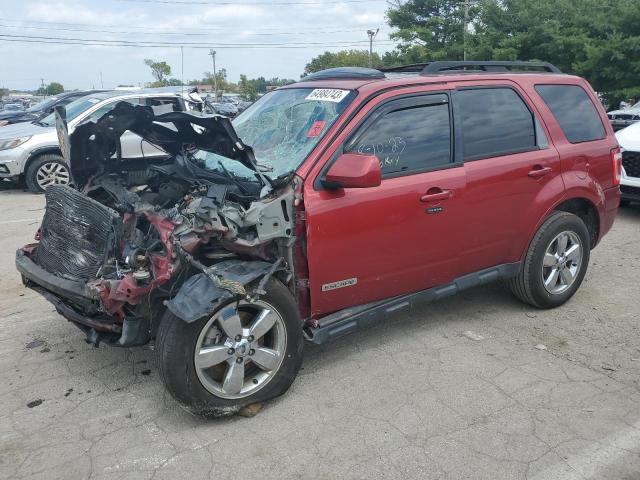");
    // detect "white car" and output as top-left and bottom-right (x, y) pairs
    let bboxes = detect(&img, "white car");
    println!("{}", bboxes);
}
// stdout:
(0, 91), (189, 192)
(615, 123), (640, 205)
